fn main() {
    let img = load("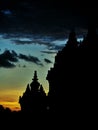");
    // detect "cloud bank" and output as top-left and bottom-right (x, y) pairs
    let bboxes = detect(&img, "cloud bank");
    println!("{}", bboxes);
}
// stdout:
(0, 50), (43, 68)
